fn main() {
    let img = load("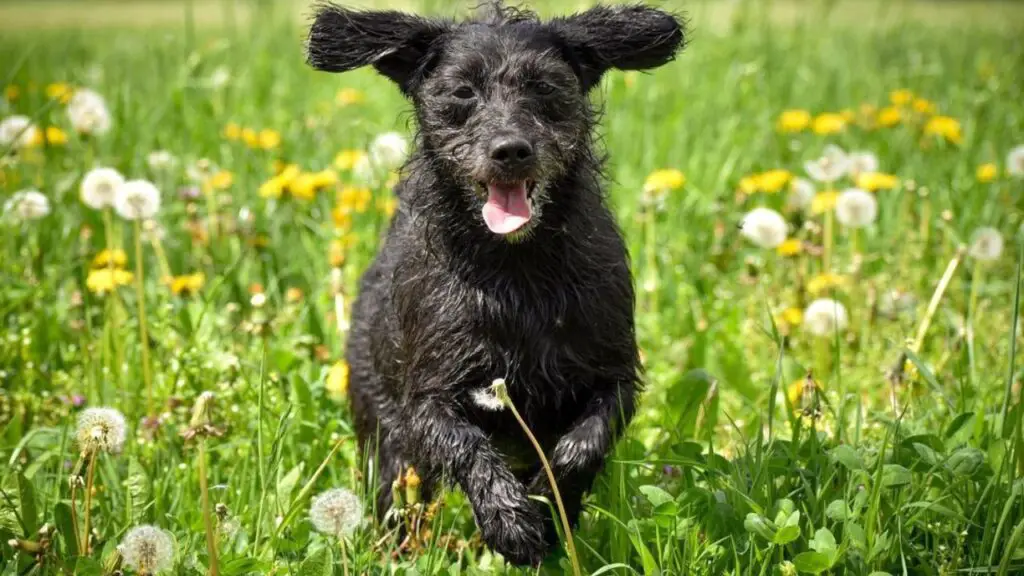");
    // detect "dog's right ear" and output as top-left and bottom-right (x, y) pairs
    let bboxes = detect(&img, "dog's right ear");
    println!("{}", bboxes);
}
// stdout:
(307, 3), (450, 94)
